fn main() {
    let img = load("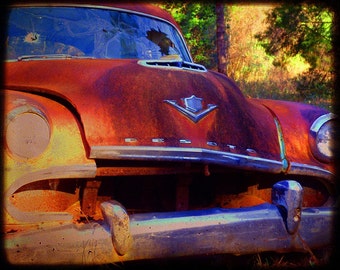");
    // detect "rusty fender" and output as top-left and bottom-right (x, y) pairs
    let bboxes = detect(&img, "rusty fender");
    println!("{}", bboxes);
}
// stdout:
(5, 181), (334, 265)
